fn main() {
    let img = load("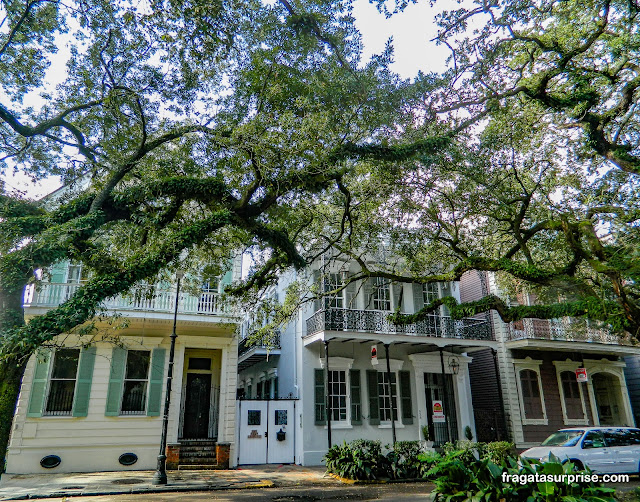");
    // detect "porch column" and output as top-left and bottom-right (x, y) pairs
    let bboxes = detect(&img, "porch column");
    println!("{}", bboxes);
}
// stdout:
(324, 340), (332, 449)
(439, 348), (452, 443)
(384, 343), (397, 445)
